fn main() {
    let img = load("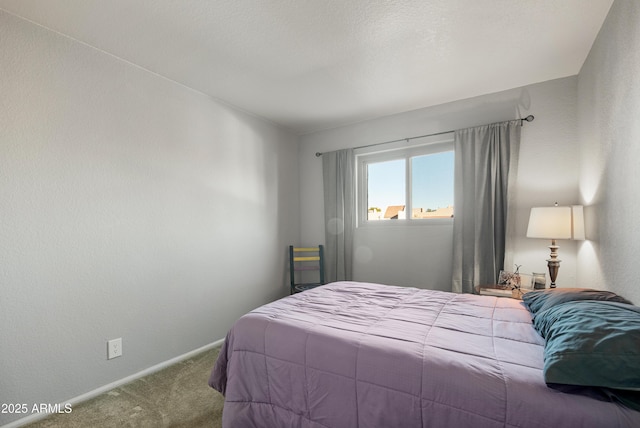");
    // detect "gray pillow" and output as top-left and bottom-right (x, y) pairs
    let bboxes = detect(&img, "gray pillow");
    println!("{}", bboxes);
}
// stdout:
(522, 288), (632, 316)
